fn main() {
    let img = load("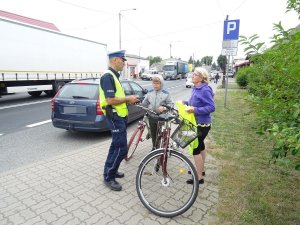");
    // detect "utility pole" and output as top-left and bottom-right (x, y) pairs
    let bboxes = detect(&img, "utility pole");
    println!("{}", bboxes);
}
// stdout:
(222, 15), (229, 89)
